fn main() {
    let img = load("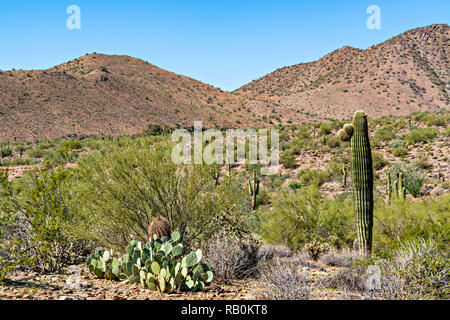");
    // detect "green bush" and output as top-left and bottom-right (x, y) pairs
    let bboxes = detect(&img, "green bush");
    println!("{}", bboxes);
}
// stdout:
(406, 128), (439, 145)
(425, 114), (450, 127)
(27, 148), (48, 159)
(0, 166), (85, 273)
(375, 126), (395, 142)
(318, 123), (333, 136)
(0, 148), (12, 158)
(280, 150), (298, 168)
(74, 140), (250, 250)
(373, 194), (449, 252)
(445, 127), (450, 137)
(389, 139), (405, 149)
(372, 152), (389, 170)
(391, 147), (408, 158)
(259, 186), (354, 251)
(297, 168), (332, 187)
